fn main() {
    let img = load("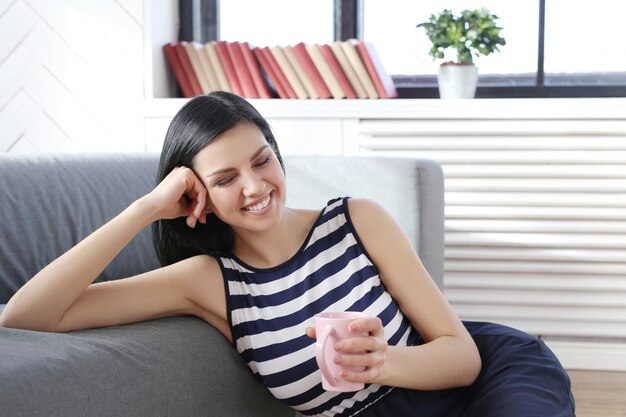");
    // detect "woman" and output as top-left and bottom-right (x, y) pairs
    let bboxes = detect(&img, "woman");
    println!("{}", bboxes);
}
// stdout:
(0, 92), (574, 417)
